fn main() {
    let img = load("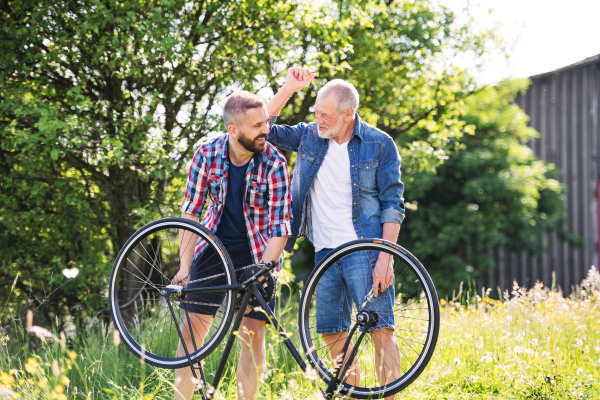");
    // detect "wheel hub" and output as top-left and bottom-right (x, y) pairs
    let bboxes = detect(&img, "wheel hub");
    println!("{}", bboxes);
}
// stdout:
(356, 310), (379, 328)
(160, 284), (184, 301)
